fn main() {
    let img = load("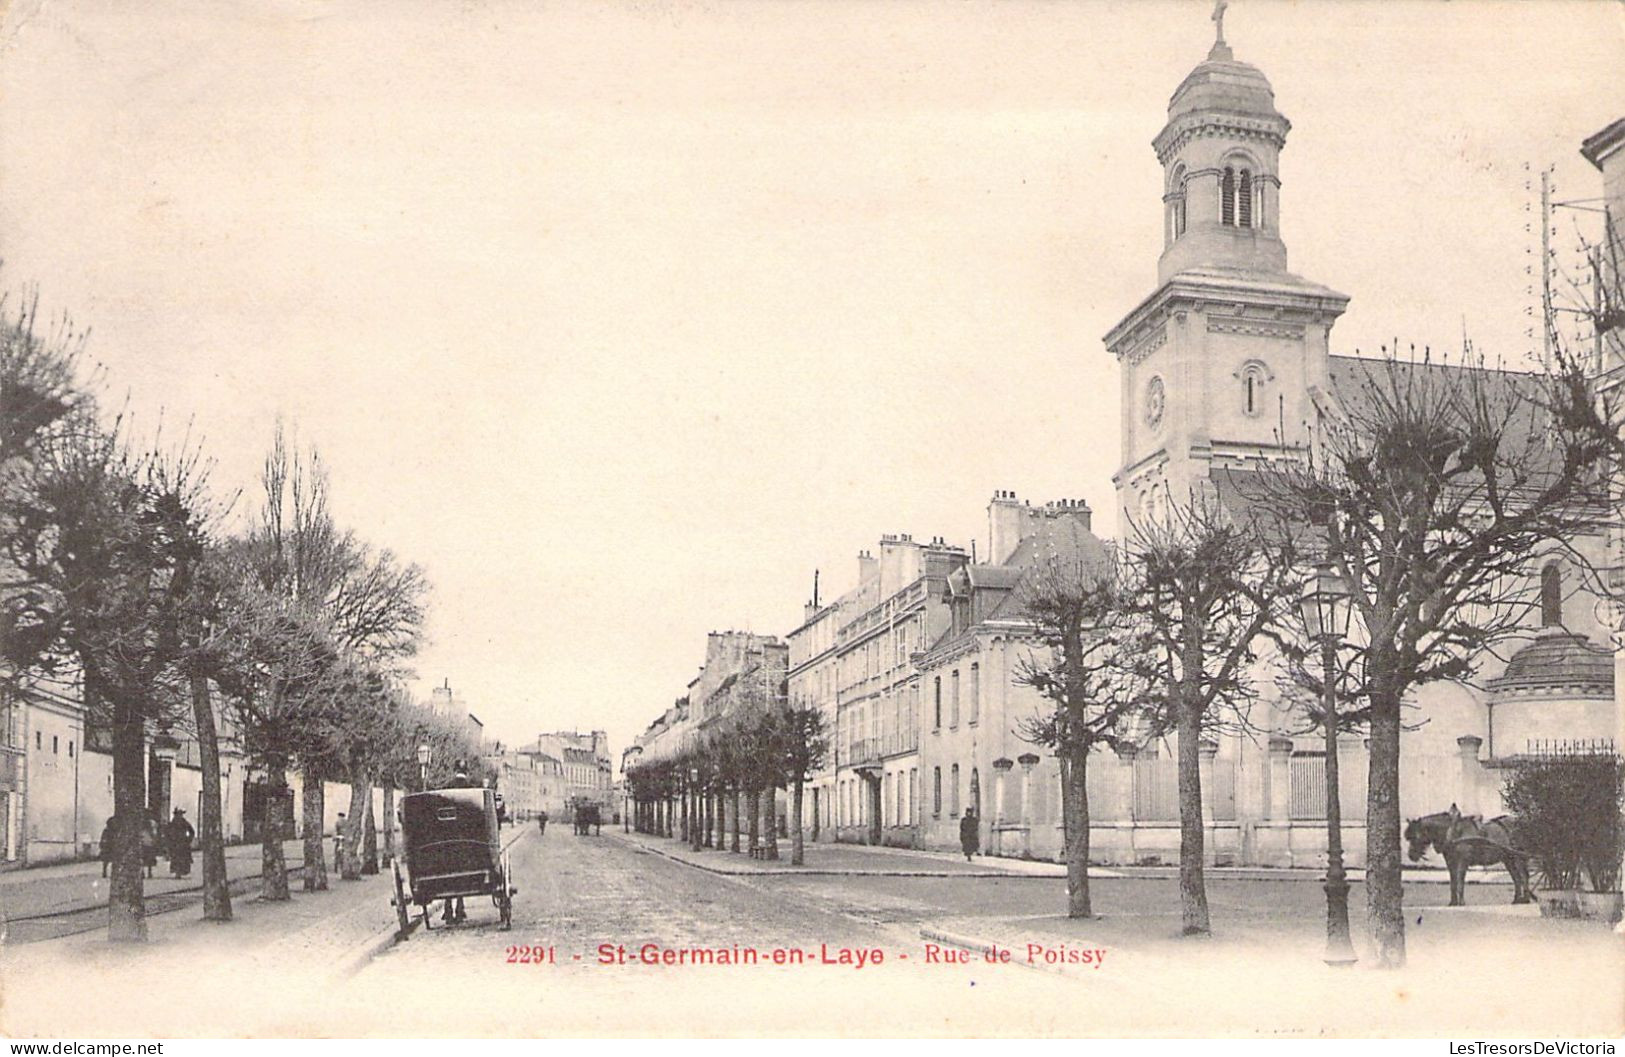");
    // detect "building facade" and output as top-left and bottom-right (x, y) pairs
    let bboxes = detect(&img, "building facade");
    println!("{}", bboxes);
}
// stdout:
(534, 730), (614, 812)
(795, 534), (967, 846)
